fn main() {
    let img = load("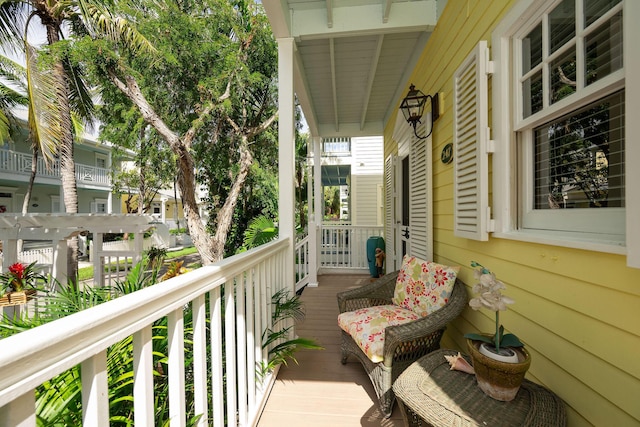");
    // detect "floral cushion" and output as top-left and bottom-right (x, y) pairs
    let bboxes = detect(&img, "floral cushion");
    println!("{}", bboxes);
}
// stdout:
(424, 261), (460, 313)
(338, 305), (420, 363)
(392, 255), (459, 317)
